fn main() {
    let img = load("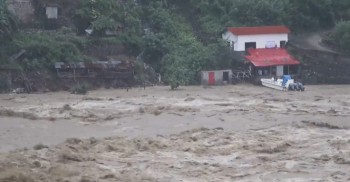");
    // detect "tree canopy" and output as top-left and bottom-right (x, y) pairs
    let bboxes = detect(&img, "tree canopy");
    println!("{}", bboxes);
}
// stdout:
(1, 0), (350, 88)
(0, 0), (17, 41)
(325, 21), (350, 52)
